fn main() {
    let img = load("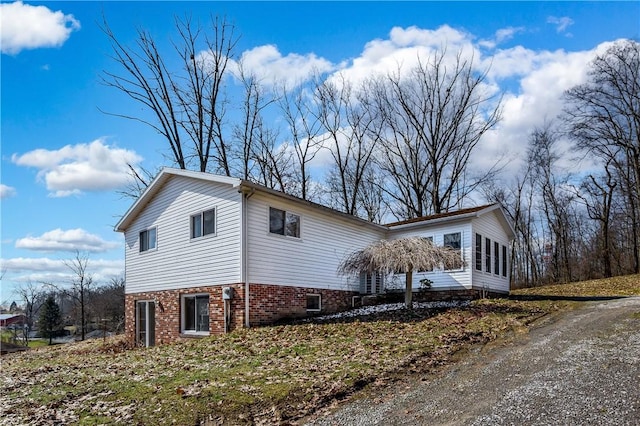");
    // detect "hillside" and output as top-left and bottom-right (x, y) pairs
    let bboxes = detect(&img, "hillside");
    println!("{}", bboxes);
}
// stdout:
(1, 274), (639, 425)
